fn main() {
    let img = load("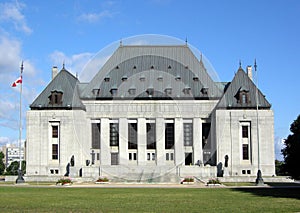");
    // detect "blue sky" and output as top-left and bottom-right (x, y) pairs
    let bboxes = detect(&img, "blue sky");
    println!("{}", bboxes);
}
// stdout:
(0, 0), (299, 160)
